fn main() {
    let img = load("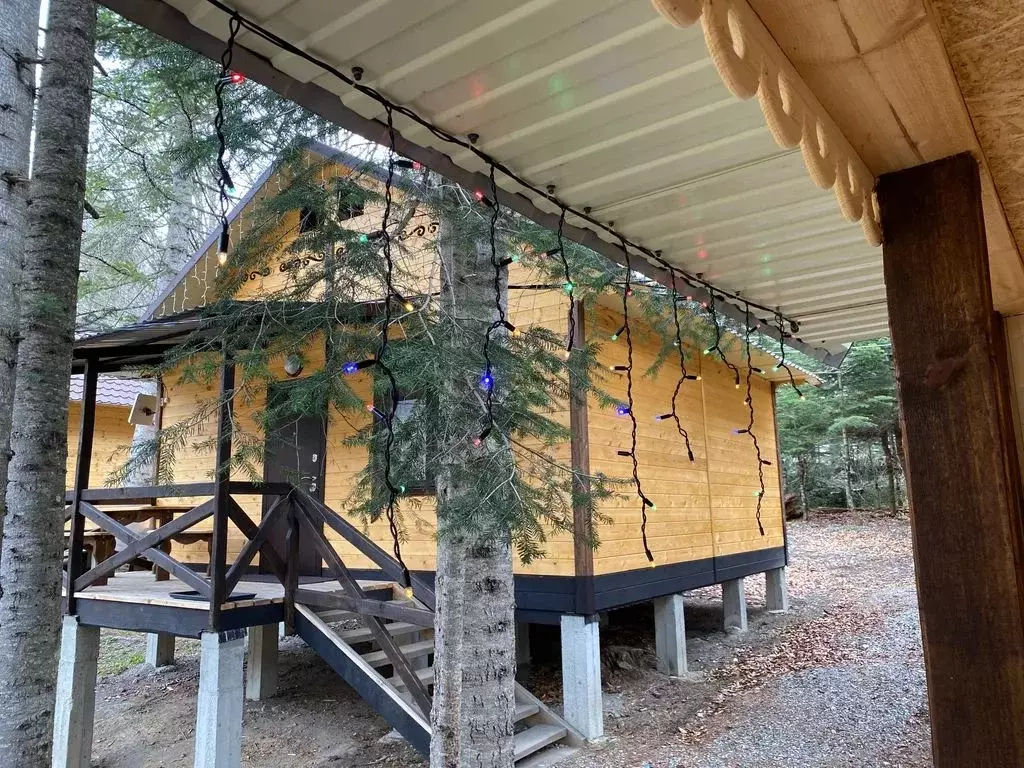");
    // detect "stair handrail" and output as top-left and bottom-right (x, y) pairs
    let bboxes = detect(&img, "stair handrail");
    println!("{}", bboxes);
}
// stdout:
(291, 487), (436, 610)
